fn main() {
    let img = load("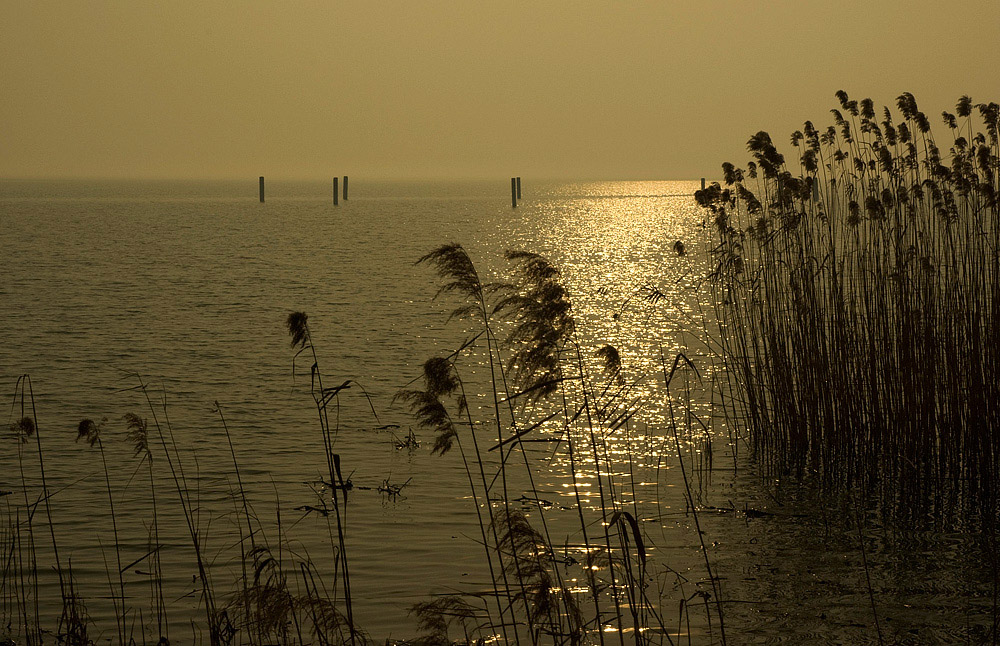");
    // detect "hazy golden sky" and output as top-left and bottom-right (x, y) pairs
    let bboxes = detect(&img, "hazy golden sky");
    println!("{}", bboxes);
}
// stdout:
(2, 1), (997, 180)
